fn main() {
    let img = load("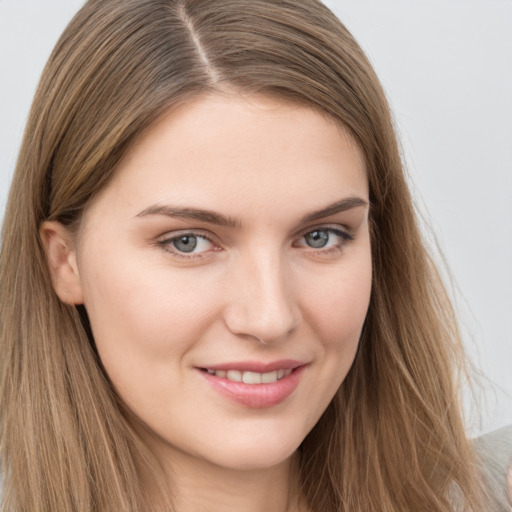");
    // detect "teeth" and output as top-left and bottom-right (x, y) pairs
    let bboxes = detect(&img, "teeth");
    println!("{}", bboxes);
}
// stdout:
(242, 371), (261, 384)
(206, 368), (293, 384)
(226, 370), (242, 382)
(261, 371), (277, 383)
